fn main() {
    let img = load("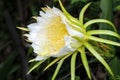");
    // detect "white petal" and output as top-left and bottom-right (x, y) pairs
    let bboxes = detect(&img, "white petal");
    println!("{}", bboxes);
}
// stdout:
(39, 11), (45, 16)
(52, 46), (71, 57)
(31, 43), (43, 54)
(64, 36), (75, 51)
(37, 17), (47, 25)
(28, 32), (37, 42)
(66, 25), (84, 38)
(52, 36), (75, 57)
(52, 7), (62, 16)
(46, 10), (56, 17)
(26, 6), (80, 60)
(35, 56), (48, 61)
(27, 23), (40, 32)
(40, 10), (55, 20)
